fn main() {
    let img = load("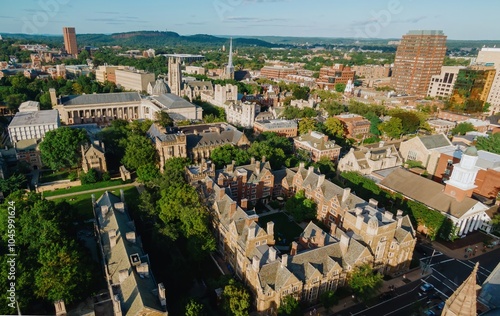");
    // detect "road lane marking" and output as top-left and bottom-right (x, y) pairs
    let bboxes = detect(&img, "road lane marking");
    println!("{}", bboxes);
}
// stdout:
(432, 270), (459, 286)
(467, 260), (492, 273)
(430, 258), (454, 266)
(430, 275), (455, 293)
(457, 260), (490, 278)
(384, 296), (427, 315)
